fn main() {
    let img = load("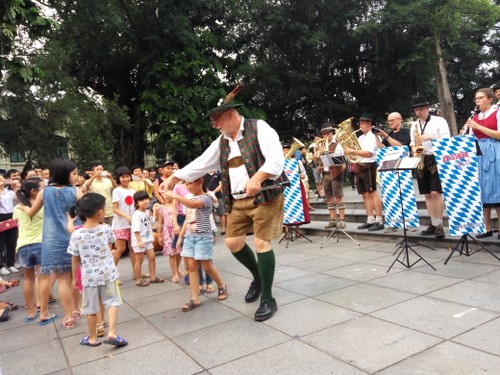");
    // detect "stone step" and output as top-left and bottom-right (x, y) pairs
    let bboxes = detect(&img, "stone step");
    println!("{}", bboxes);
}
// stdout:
(310, 198), (428, 211)
(284, 221), (500, 252)
(309, 208), (451, 227)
